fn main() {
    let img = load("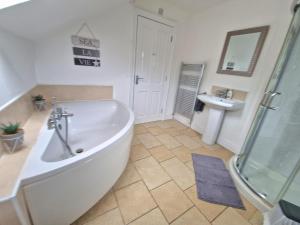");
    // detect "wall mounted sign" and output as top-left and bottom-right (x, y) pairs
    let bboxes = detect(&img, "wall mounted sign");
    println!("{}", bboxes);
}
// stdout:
(71, 35), (100, 48)
(71, 23), (101, 67)
(74, 58), (100, 67)
(73, 47), (100, 58)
